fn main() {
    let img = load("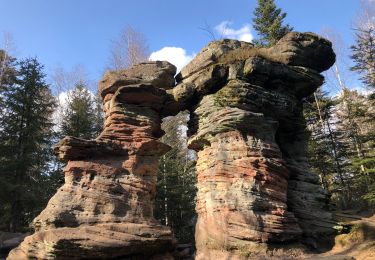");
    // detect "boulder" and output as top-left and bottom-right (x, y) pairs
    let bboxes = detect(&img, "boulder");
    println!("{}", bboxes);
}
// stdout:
(269, 32), (336, 72)
(99, 61), (176, 98)
(176, 39), (251, 82)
